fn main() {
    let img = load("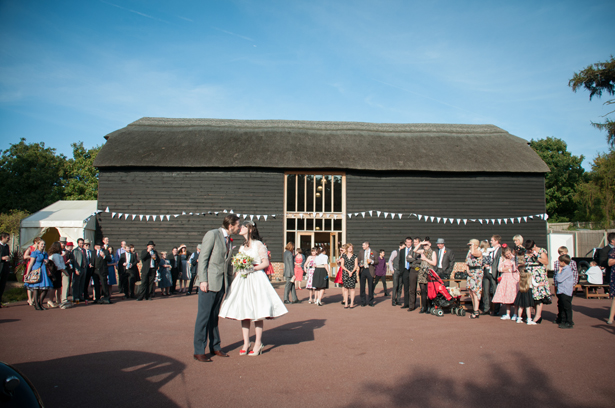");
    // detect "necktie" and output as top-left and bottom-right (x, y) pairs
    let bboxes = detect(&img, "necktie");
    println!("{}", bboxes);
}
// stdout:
(439, 249), (444, 268)
(406, 248), (410, 269)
